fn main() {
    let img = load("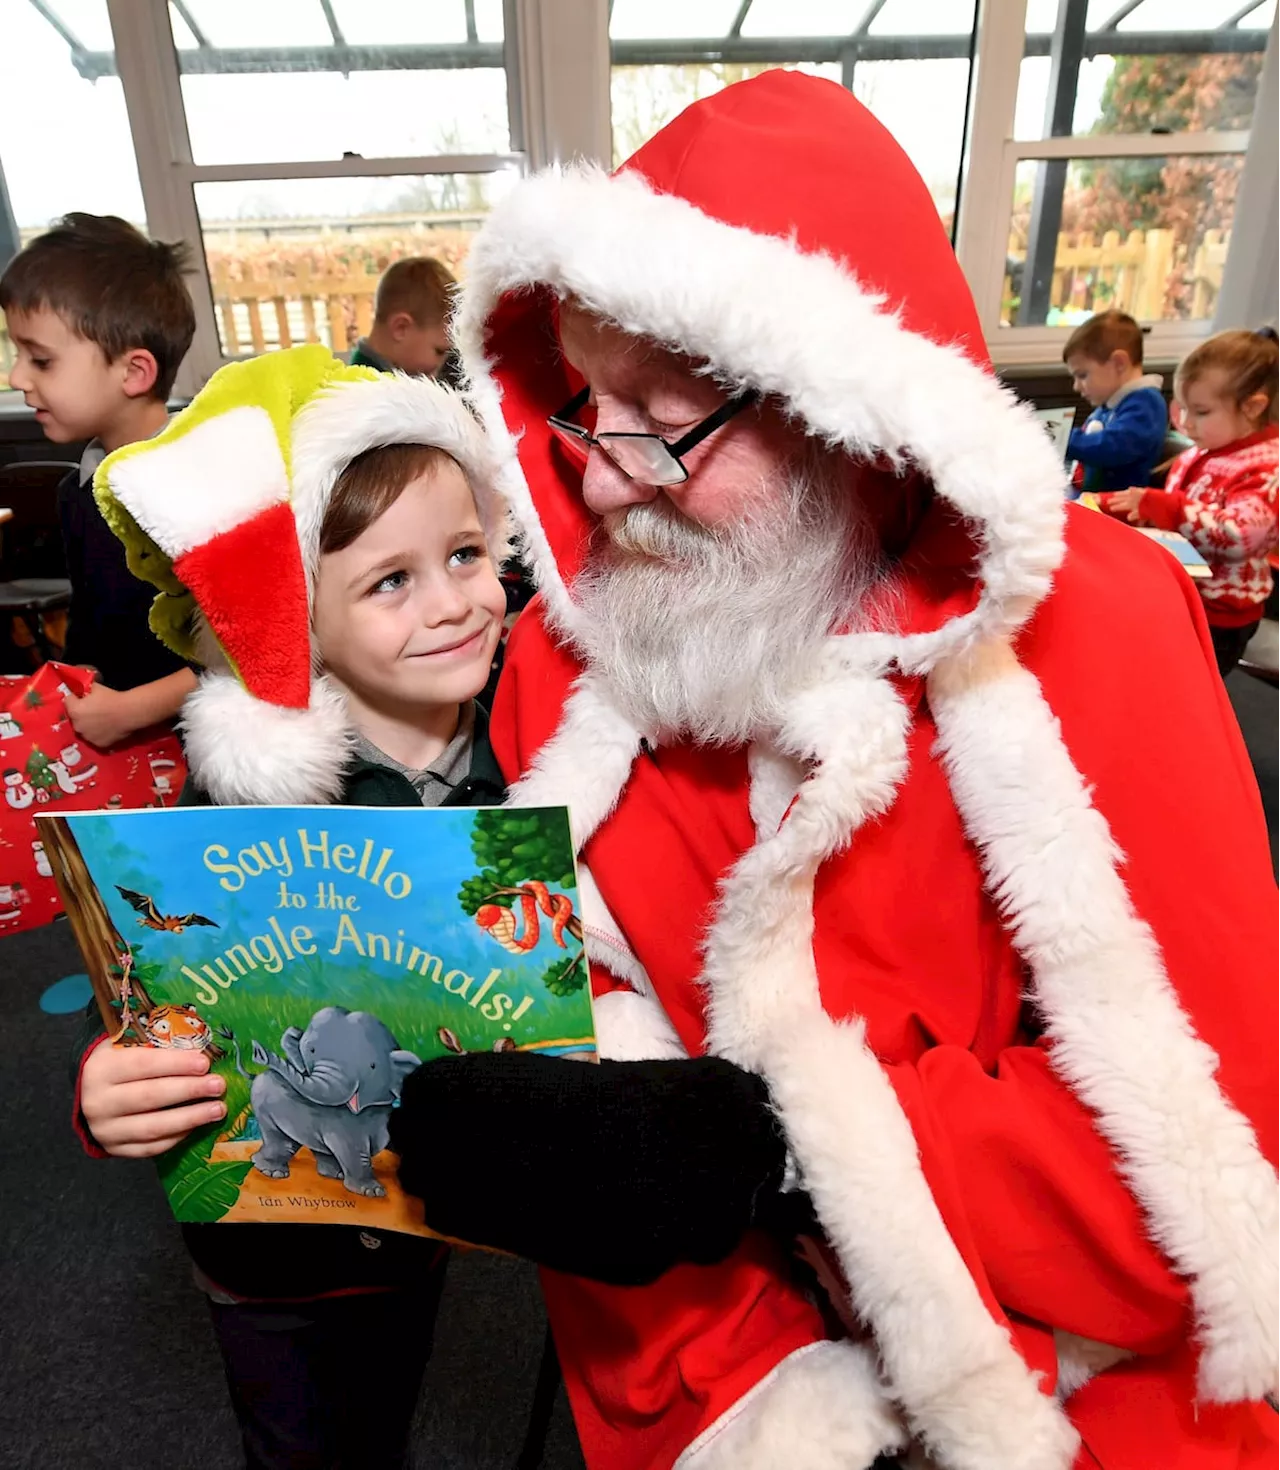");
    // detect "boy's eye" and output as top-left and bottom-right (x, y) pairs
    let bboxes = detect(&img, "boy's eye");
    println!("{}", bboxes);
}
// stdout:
(449, 543), (486, 568)
(370, 570), (409, 595)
